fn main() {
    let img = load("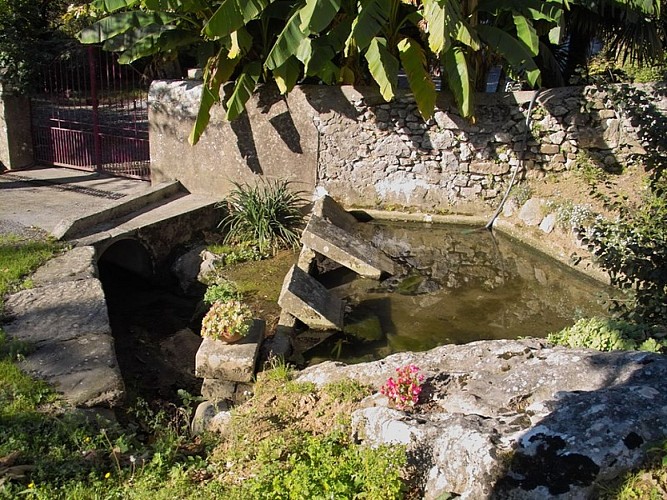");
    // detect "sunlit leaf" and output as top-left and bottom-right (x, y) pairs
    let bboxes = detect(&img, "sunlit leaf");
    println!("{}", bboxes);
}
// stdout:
(345, 0), (390, 56)
(266, 10), (308, 70)
(365, 37), (397, 102)
(443, 46), (472, 118)
(512, 13), (538, 56)
(225, 61), (262, 121)
(398, 37), (436, 120)
(273, 56), (301, 94)
(79, 11), (176, 44)
(299, 0), (342, 33)
(478, 24), (541, 87)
